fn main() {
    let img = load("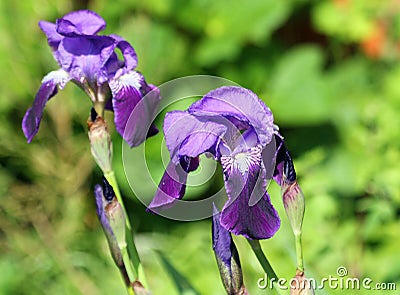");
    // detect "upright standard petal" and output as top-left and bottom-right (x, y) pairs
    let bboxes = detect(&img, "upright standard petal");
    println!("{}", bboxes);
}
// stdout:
(39, 21), (63, 51)
(56, 10), (106, 36)
(220, 145), (280, 239)
(110, 71), (161, 147)
(189, 86), (275, 146)
(57, 35), (116, 83)
(22, 70), (70, 142)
